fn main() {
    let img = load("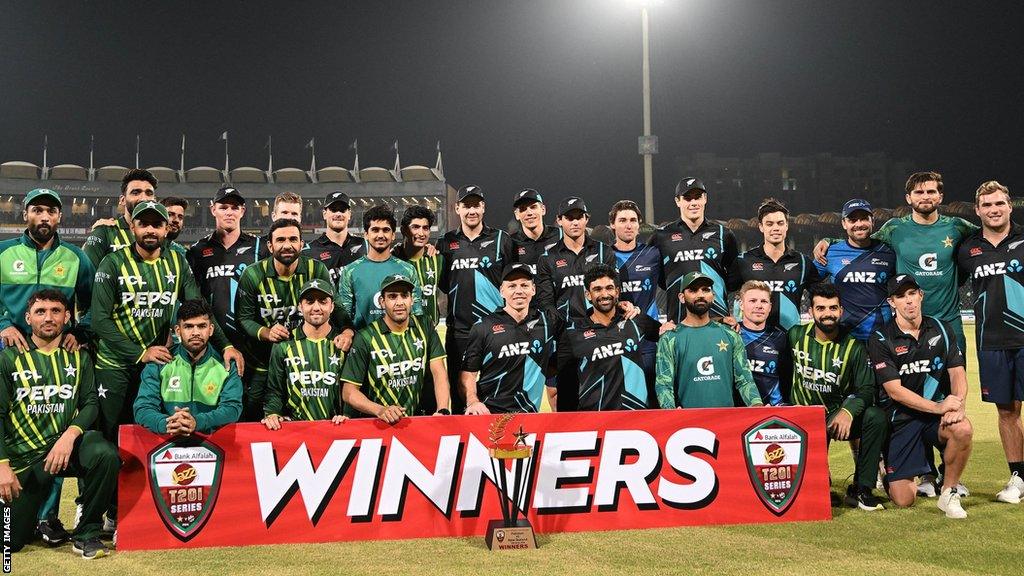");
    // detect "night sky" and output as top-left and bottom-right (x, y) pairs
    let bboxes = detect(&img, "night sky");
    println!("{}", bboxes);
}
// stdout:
(2, 0), (1022, 223)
